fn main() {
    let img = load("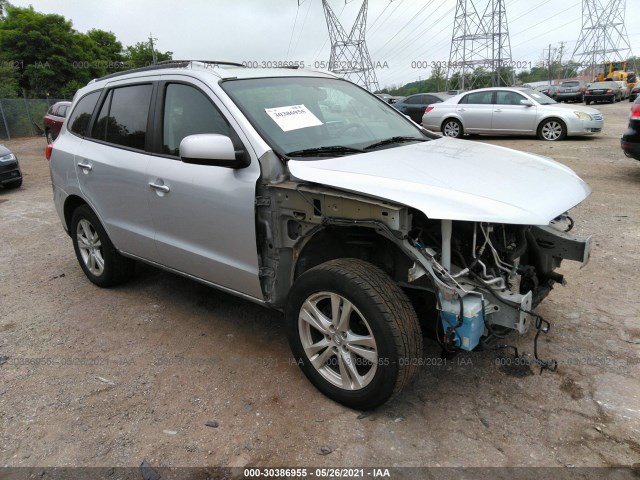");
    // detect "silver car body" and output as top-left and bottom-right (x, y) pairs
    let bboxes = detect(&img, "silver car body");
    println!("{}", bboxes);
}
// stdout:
(422, 87), (603, 138)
